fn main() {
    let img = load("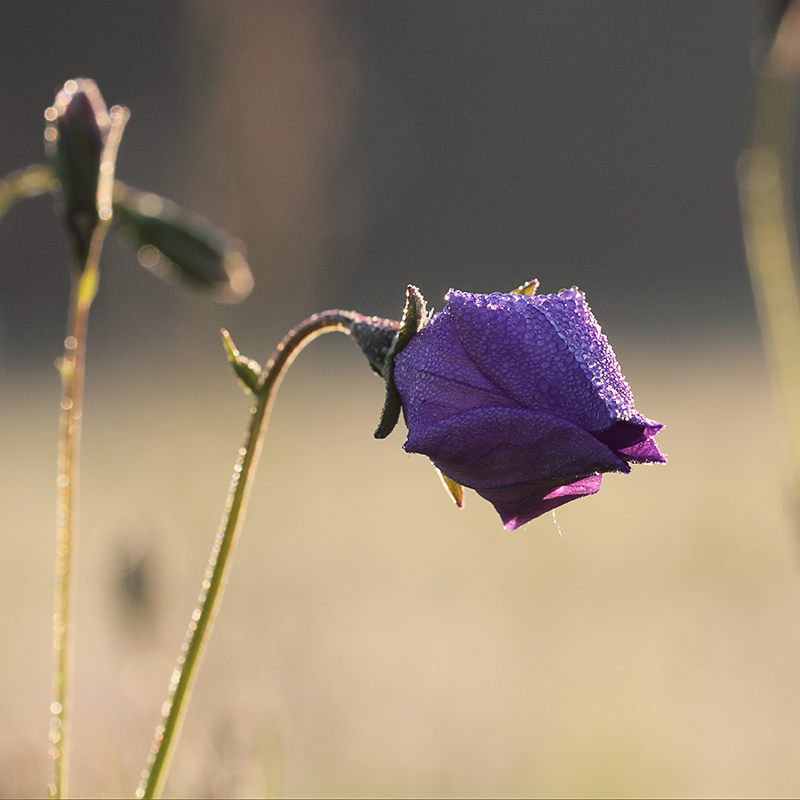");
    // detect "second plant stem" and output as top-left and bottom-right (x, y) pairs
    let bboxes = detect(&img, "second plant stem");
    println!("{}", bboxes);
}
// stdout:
(49, 235), (103, 800)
